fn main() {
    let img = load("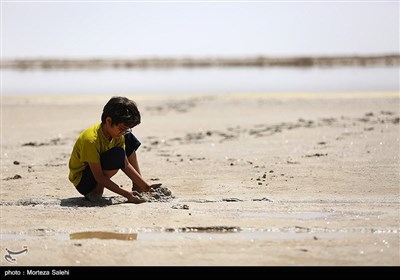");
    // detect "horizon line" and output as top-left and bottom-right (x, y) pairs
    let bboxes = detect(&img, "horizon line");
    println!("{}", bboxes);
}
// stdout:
(2, 54), (399, 69)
